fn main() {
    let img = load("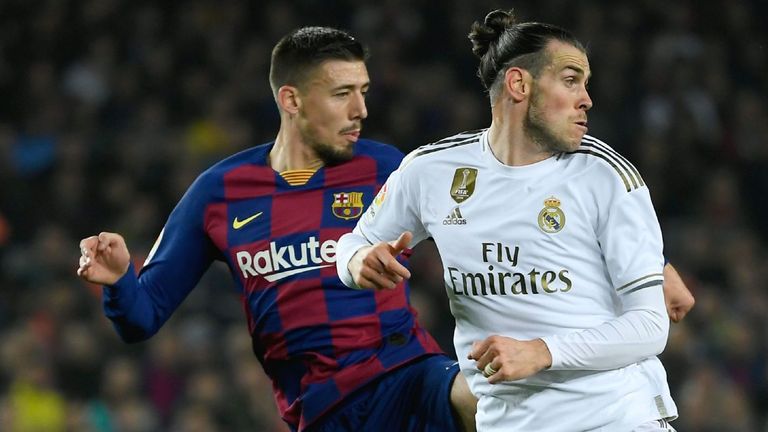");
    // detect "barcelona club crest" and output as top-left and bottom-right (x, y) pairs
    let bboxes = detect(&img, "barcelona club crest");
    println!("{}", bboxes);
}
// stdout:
(450, 167), (478, 203)
(538, 196), (565, 234)
(332, 192), (364, 220)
